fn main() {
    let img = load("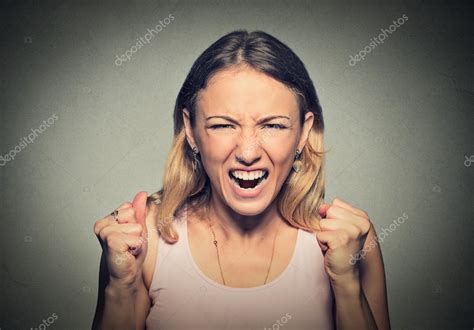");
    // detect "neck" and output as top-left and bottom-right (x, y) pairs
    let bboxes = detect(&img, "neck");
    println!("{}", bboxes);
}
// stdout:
(205, 194), (286, 248)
